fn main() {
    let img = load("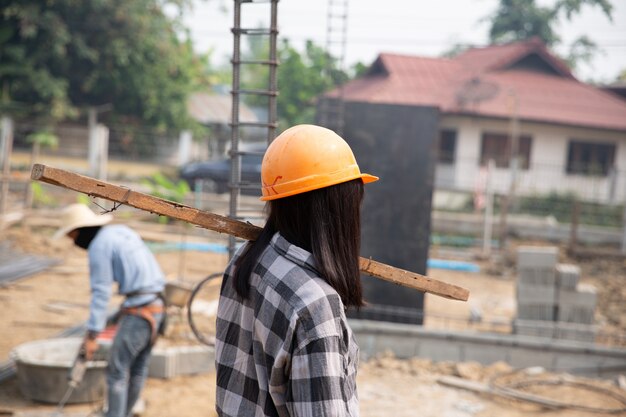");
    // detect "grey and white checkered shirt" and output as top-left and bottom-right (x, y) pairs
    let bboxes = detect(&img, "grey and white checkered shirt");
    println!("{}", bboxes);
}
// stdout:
(215, 232), (359, 417)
